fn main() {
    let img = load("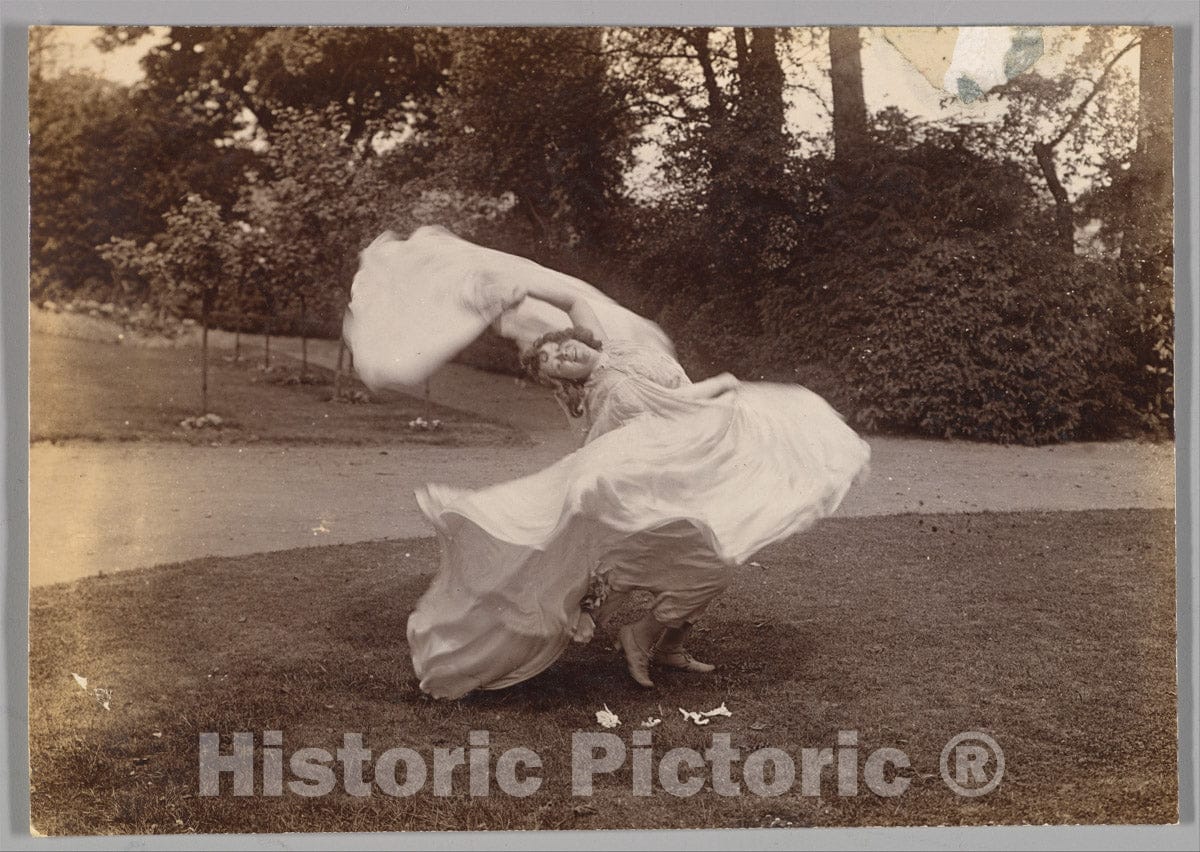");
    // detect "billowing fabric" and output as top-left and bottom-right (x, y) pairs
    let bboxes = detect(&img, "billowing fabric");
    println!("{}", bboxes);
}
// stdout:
(408, 341), (871, 699)
(342, 227), (673, 391)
